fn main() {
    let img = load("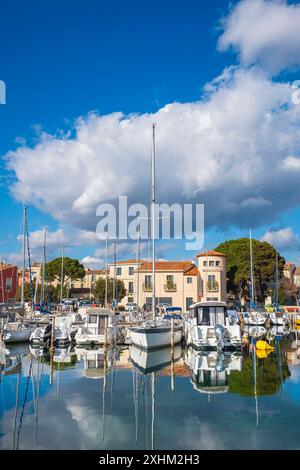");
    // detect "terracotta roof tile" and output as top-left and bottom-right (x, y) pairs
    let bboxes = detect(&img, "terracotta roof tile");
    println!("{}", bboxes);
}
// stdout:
(138, 261), (198, 273)
(197, 250), (226, 257)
